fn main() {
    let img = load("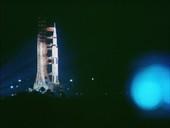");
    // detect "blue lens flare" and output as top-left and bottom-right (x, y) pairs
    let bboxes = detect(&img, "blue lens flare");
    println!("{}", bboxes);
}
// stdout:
(163, 85), (170, 104)
(162, 72), (170, 104)
(131, 64), (170, 110)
